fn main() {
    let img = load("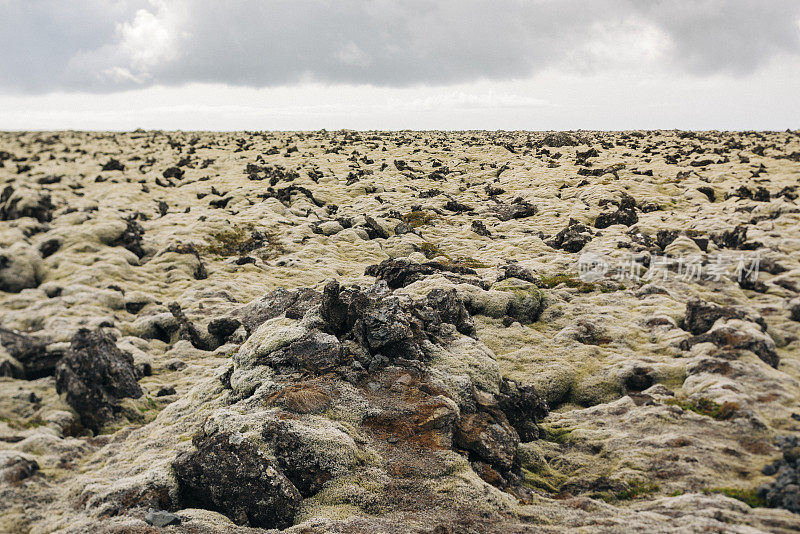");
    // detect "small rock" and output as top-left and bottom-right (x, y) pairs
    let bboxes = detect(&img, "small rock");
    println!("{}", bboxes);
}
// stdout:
(471, 220), (491, 237)
(684, 298), (764, 335)
(789, 299), (800, 322)
(594, 193), (638, 229)
(144, 509), (181, 527)
(101, 158), (125, 172)
(546, 219), (593, 252)
(454, 410), (519, 472)
(0, 451), (39, 483)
